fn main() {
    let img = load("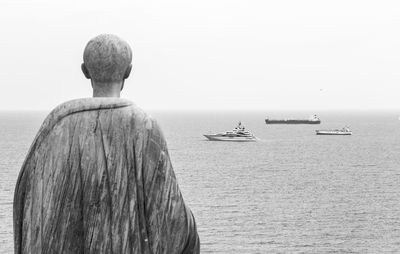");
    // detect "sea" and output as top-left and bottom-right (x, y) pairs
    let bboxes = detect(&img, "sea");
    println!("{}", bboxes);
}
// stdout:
(1, 110), (400, 253)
